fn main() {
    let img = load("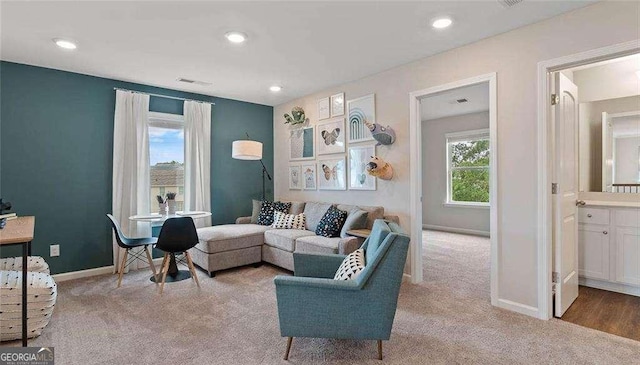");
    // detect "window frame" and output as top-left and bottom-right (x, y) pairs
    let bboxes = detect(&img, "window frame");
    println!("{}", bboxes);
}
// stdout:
(445, 128), (490, 208)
